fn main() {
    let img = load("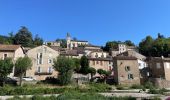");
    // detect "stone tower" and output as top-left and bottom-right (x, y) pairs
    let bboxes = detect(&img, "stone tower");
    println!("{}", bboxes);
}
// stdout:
(66, 33), (71, 49)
